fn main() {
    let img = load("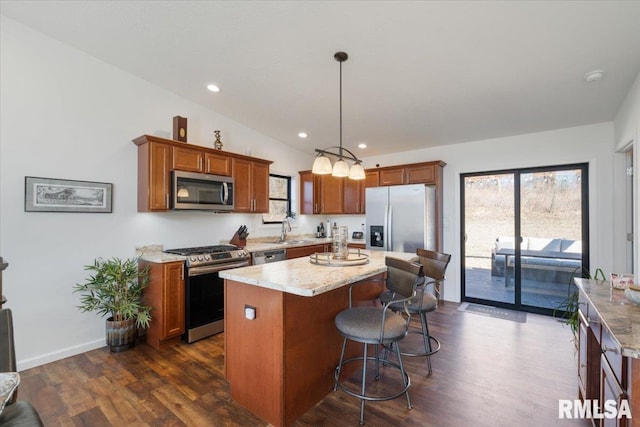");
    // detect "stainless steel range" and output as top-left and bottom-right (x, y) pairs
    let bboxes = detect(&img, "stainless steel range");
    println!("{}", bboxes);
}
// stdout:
(164, 245), (250, 343)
